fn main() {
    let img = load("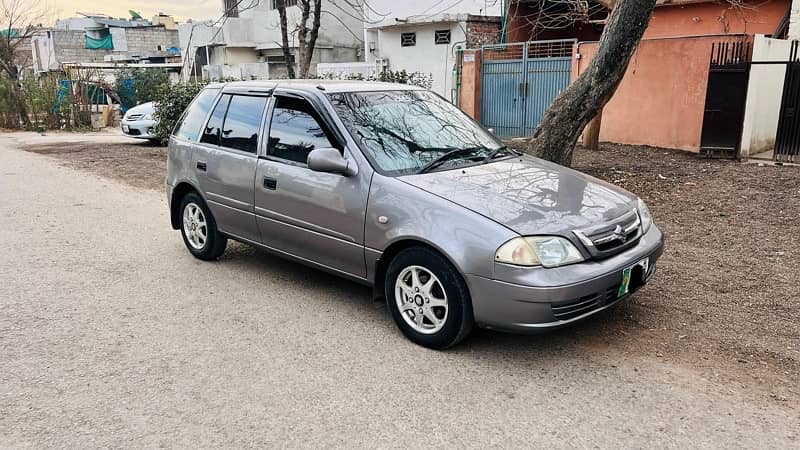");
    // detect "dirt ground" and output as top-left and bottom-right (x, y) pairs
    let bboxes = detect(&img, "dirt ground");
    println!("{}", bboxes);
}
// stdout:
(19, 137), (800, 404)
(22, 139), (168, 192)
